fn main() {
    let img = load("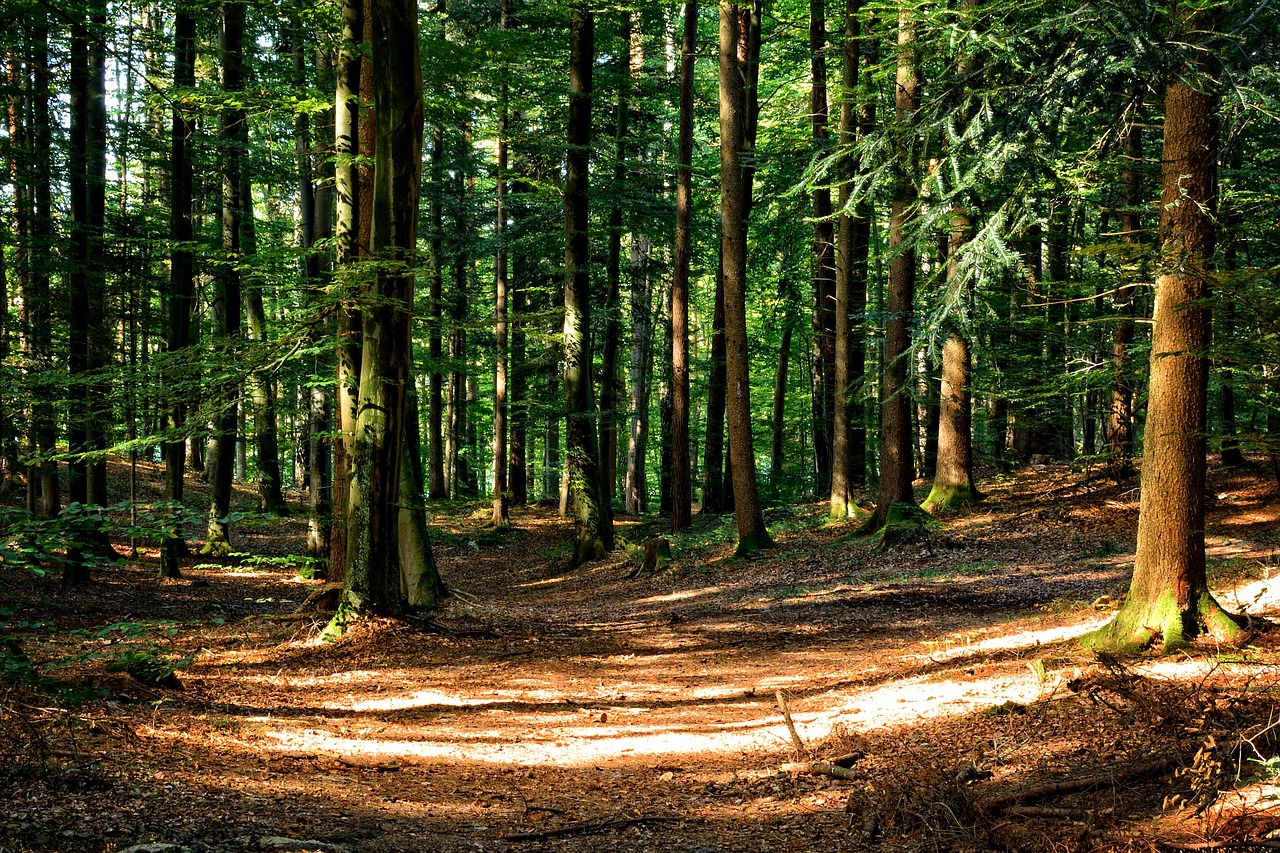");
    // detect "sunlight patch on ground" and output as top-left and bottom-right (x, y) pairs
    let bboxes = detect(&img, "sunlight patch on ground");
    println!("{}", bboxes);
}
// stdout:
(349, 689), (499, 711)
(913, 617), (1110, 664)
(636, 587), (721, 604)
